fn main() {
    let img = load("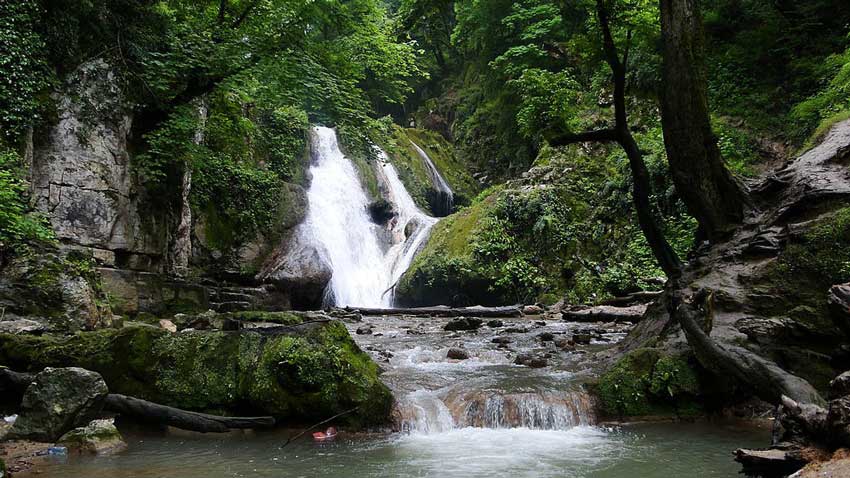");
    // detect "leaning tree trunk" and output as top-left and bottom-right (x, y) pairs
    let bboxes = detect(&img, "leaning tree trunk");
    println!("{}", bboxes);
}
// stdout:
(659, 0), (746, 241)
